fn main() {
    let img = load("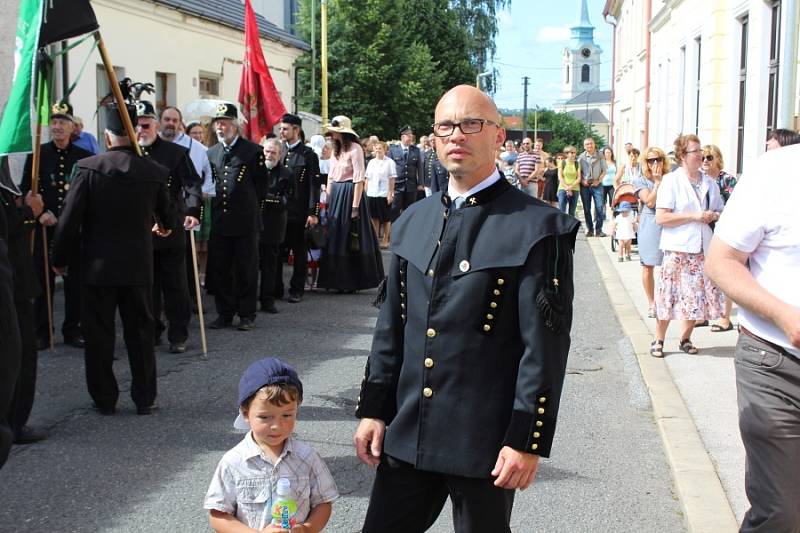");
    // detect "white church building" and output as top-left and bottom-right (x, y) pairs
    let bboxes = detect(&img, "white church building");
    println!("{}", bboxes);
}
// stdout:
(557, 0), (612, 144)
